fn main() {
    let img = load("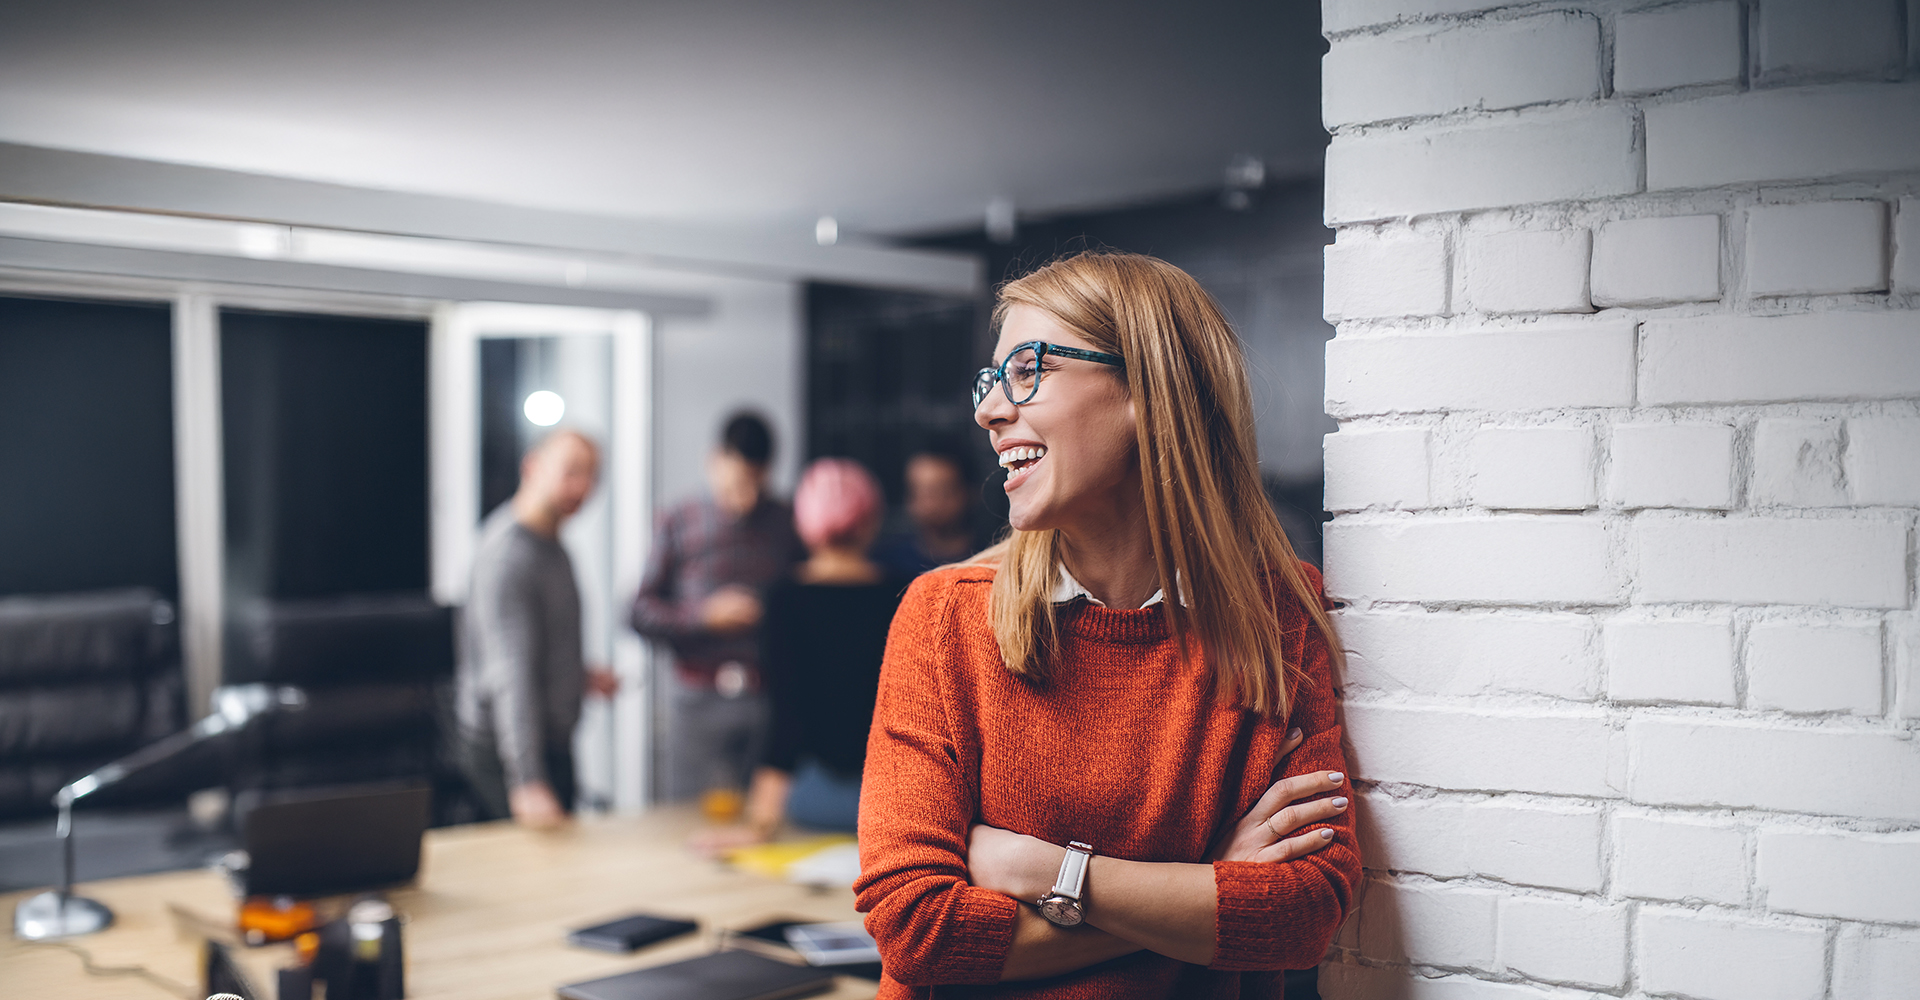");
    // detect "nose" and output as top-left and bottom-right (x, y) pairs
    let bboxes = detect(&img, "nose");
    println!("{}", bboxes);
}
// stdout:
(974, 383), (1015, 429)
